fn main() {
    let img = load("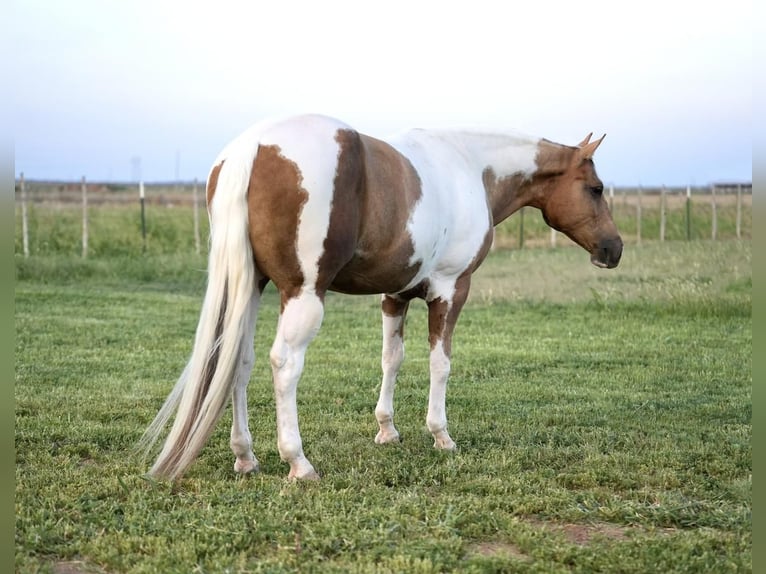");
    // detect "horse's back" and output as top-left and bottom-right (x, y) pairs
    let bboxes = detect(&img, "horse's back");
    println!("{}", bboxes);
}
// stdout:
(213, 114), (494, 298)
